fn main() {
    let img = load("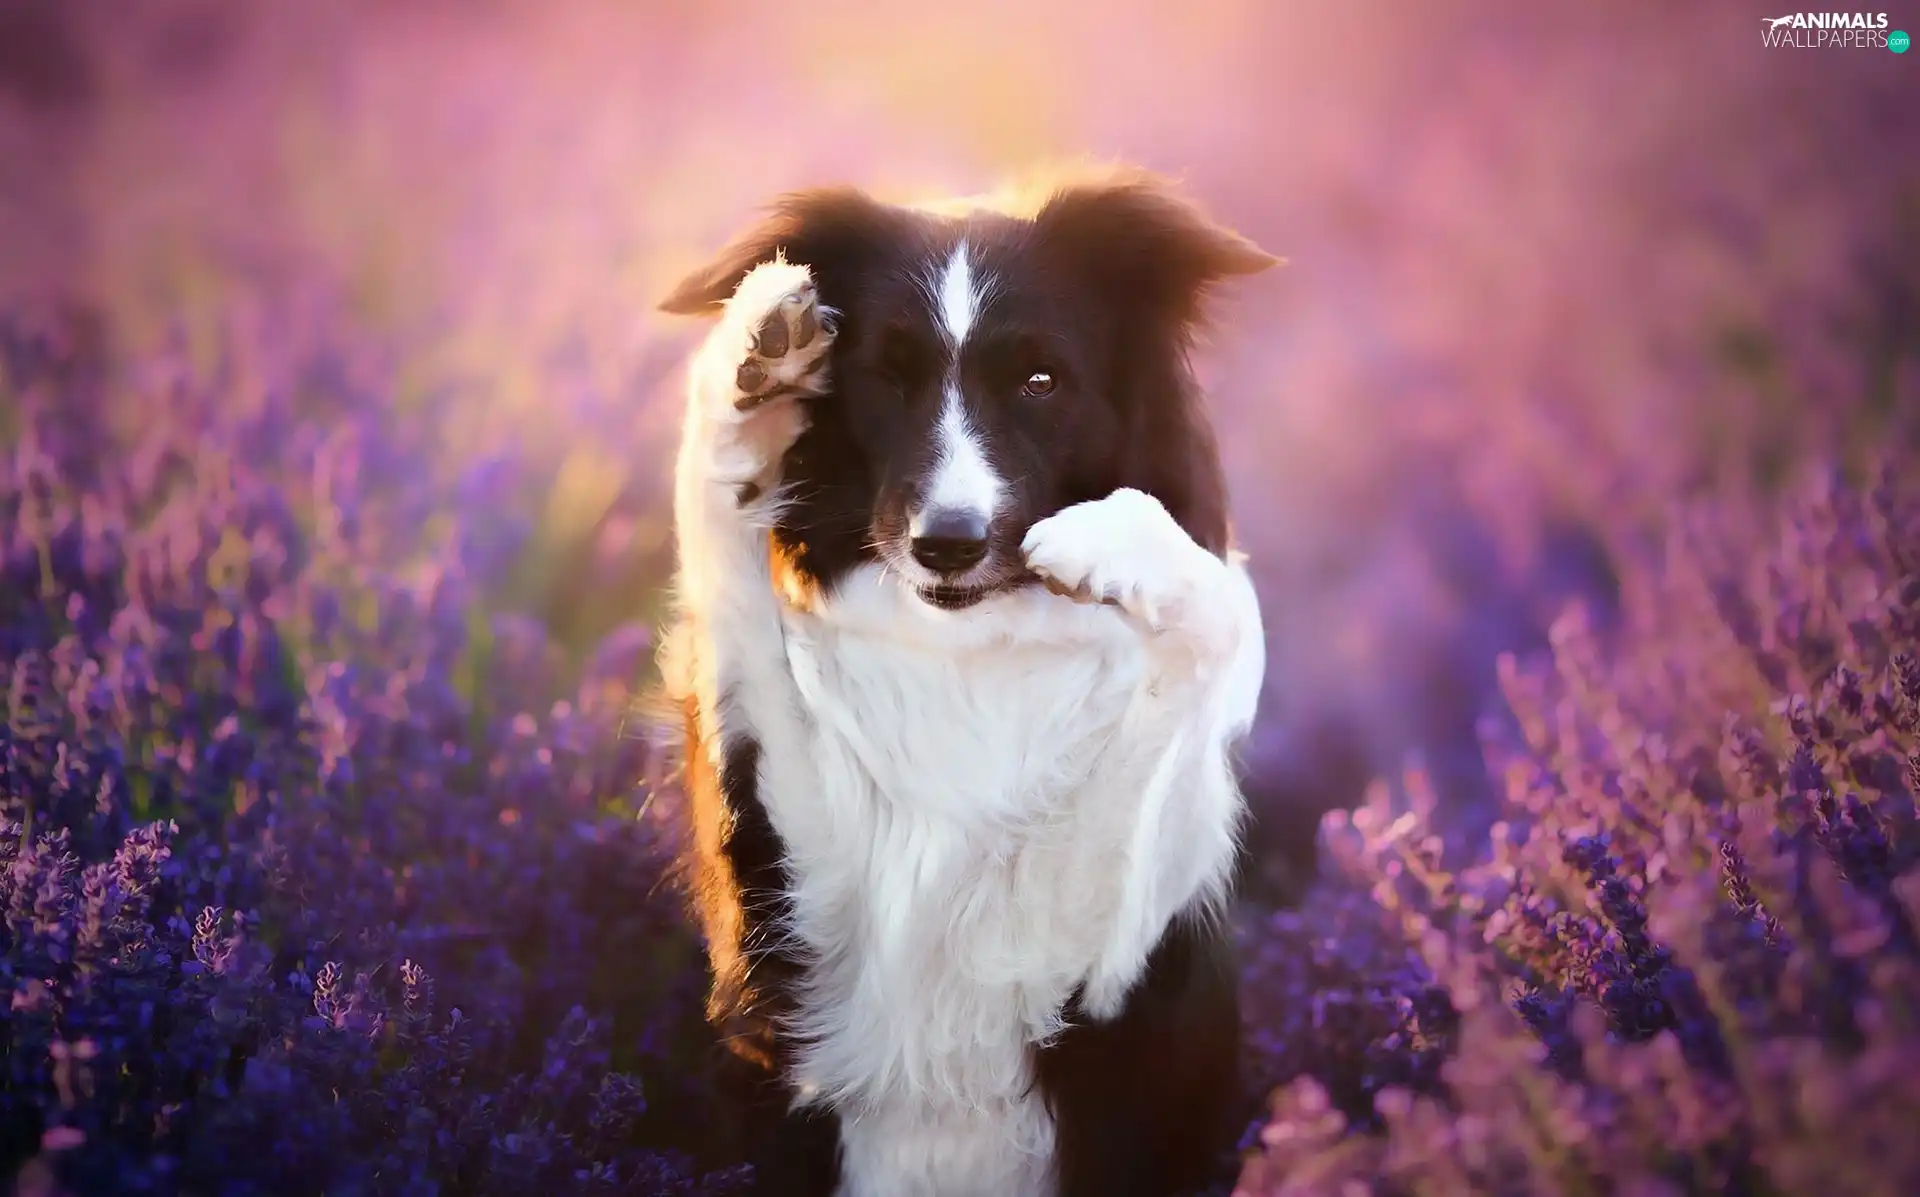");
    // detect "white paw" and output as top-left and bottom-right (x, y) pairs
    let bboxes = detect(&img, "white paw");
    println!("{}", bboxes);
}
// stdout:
(687, 258), (838, 494)
(1020, 488), (1229, 643)
(717, 258), (838, 412)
